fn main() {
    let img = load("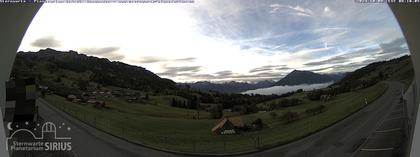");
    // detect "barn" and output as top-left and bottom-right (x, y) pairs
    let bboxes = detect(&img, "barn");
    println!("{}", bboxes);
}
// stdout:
(211, 116), (244, 135)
